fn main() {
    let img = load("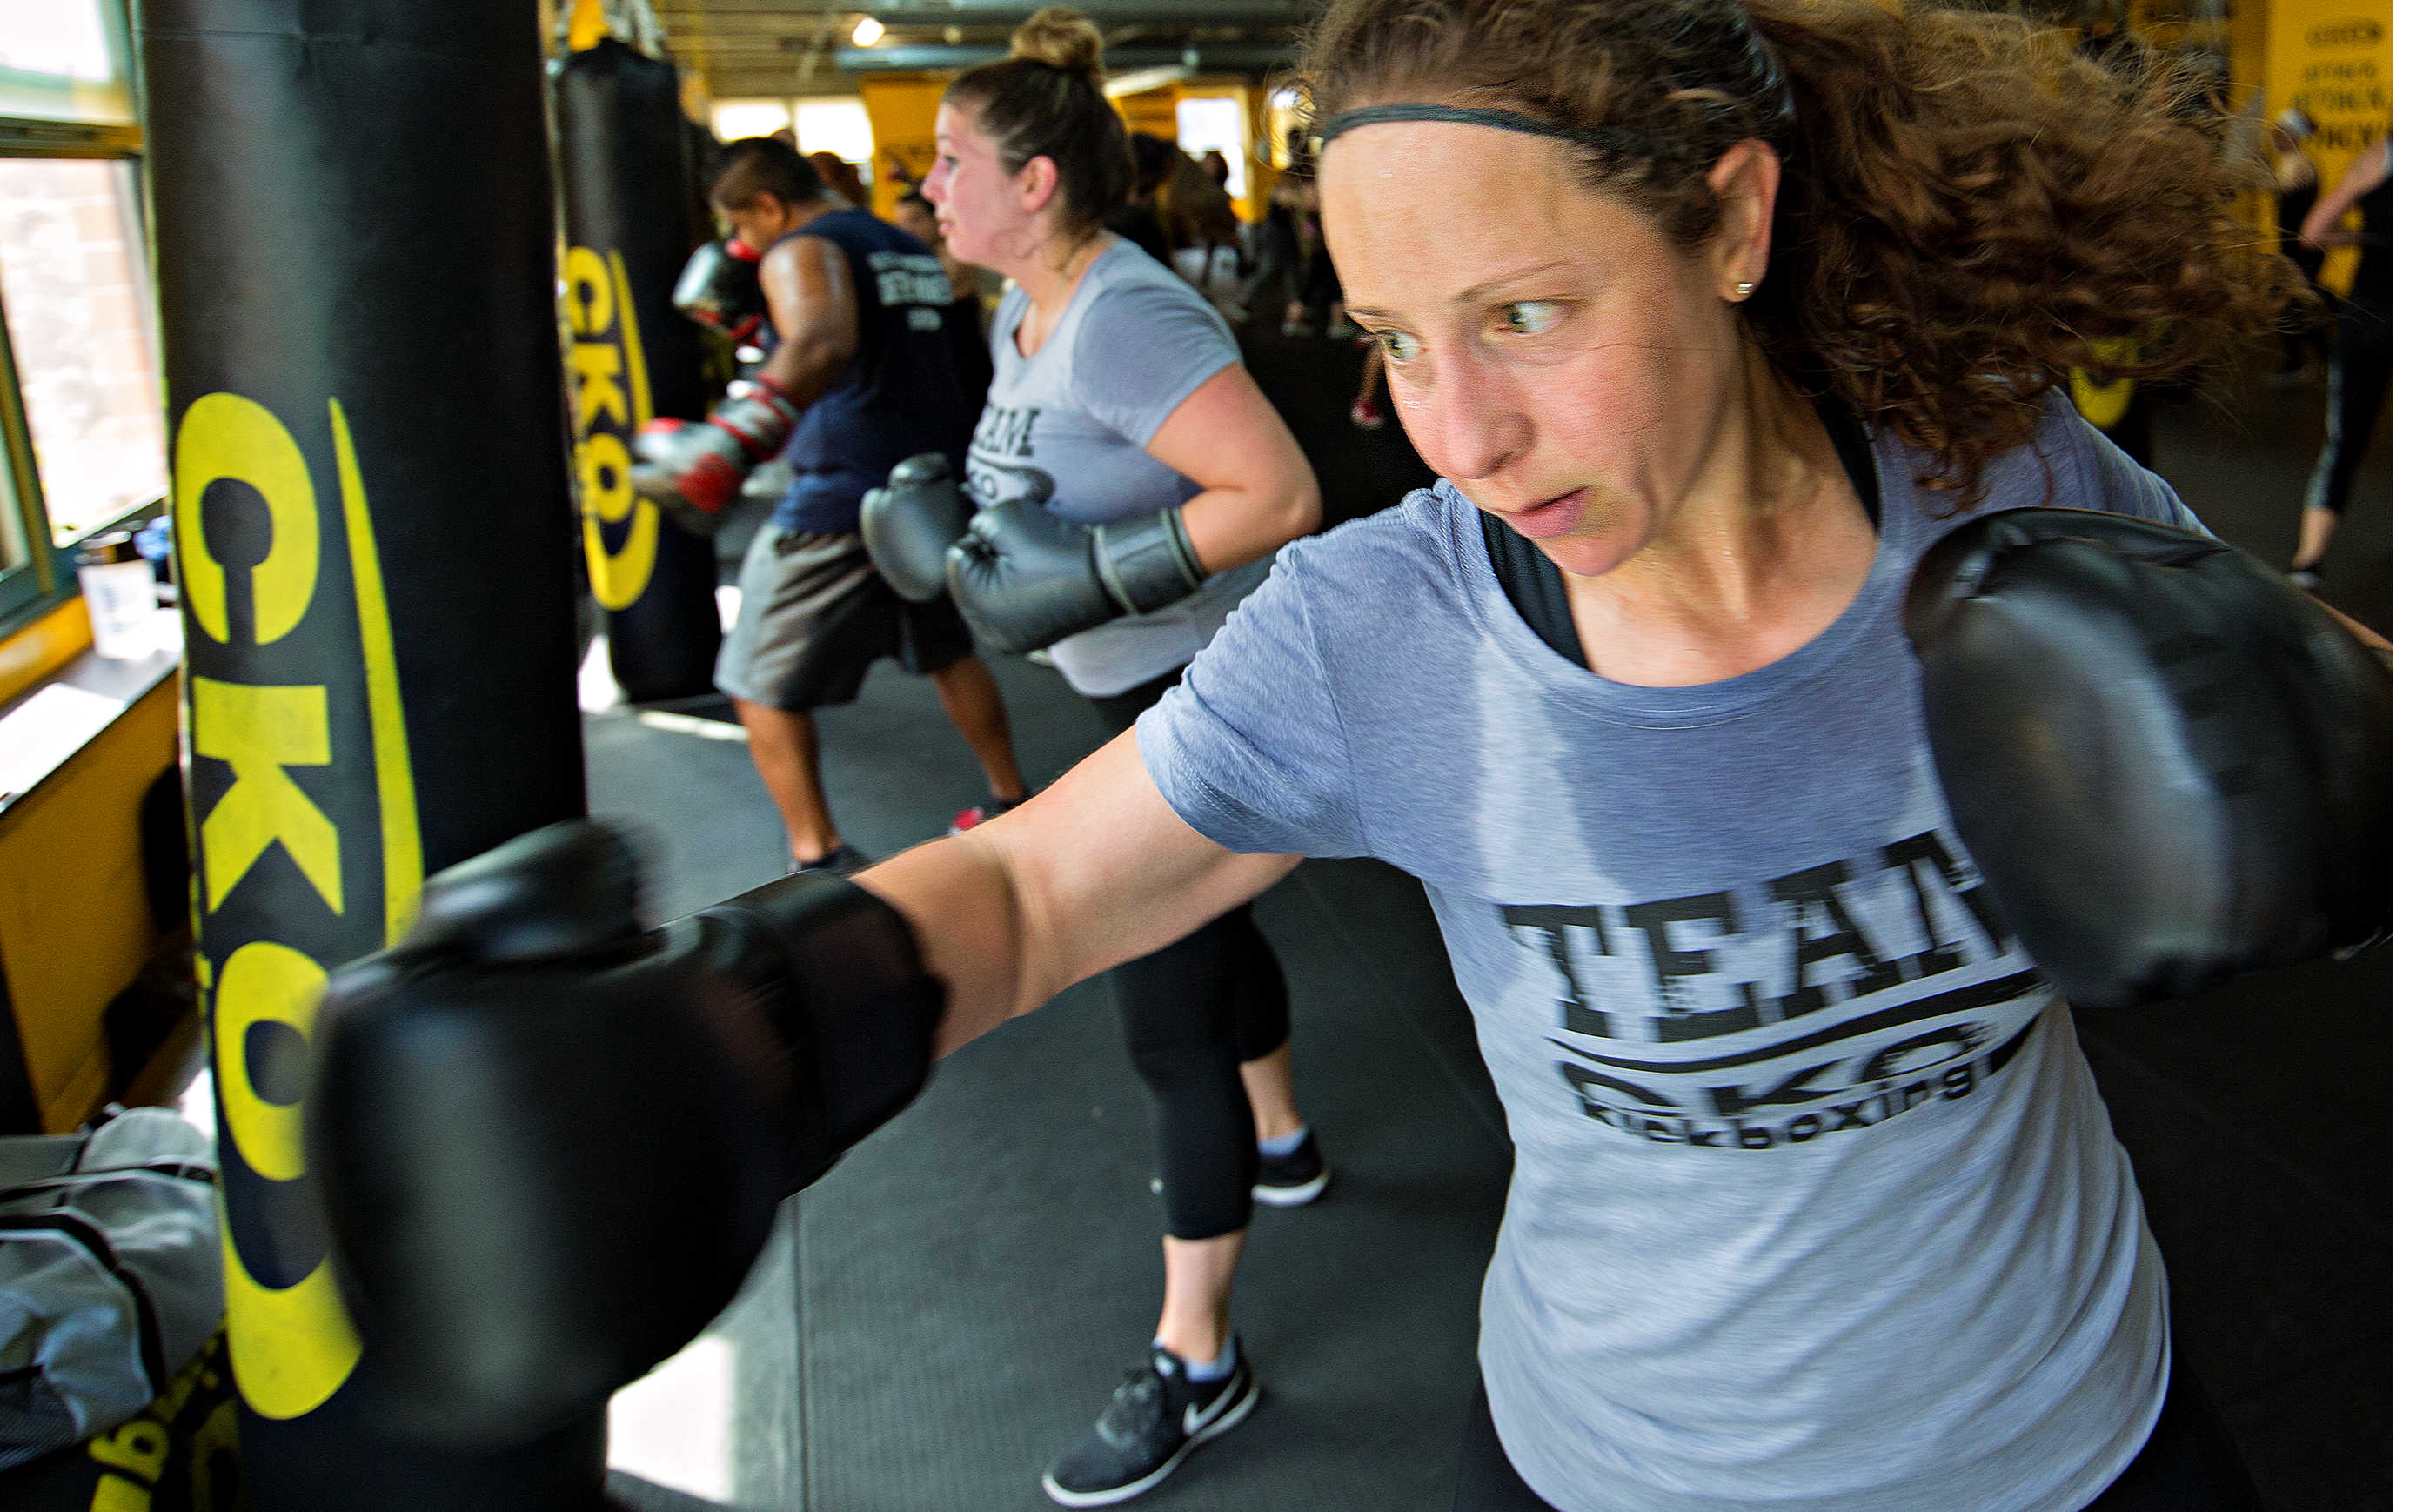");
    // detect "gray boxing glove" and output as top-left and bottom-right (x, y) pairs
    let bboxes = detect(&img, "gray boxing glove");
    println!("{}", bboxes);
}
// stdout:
(944, 498), (1207, 654)
(860, 453), (974, 602)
